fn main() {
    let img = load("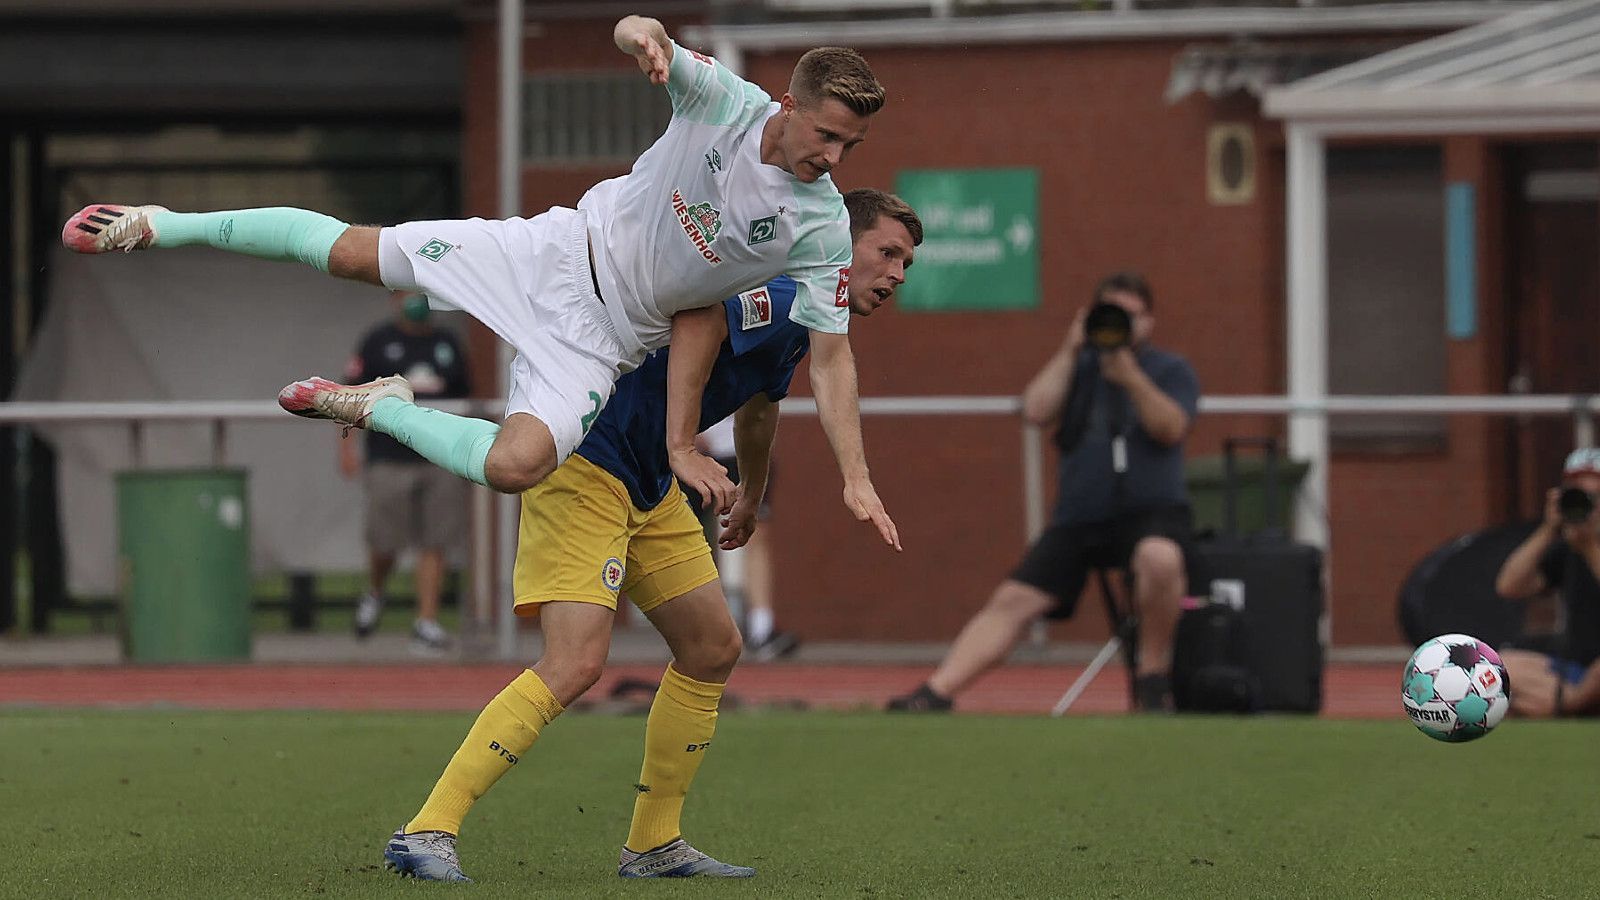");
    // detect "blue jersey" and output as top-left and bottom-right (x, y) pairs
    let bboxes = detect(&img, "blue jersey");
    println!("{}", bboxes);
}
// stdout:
(575, 276), (810, 511)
